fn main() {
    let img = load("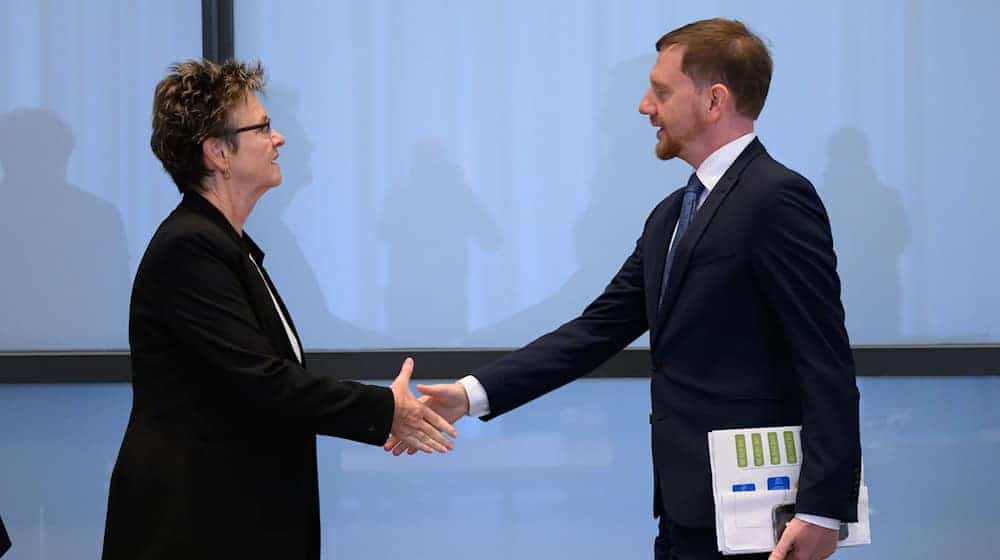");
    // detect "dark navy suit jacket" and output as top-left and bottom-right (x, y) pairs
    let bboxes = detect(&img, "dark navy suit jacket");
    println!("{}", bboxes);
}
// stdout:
(474, 139), (861, 527)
